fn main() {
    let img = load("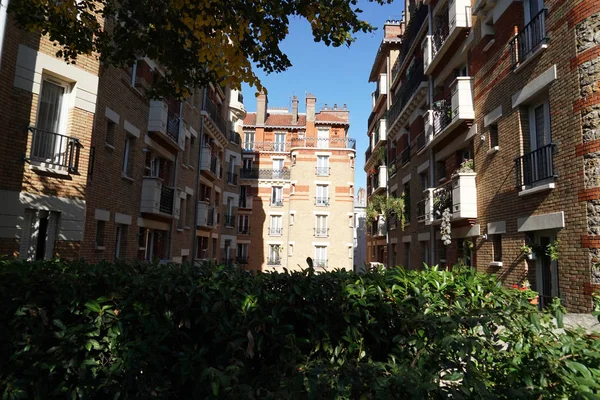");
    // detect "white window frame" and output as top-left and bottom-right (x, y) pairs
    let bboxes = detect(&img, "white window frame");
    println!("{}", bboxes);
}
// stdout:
(271, 186), (283, 206)
(37, 77), (70, 135)
(315, 215), (328, 237)
(314, 245), (328, 265)
(274, 132), (286, 151)
(317, 155), (330, 176)
(316, 184), (329, 205)
(317, 128), (330, 148)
